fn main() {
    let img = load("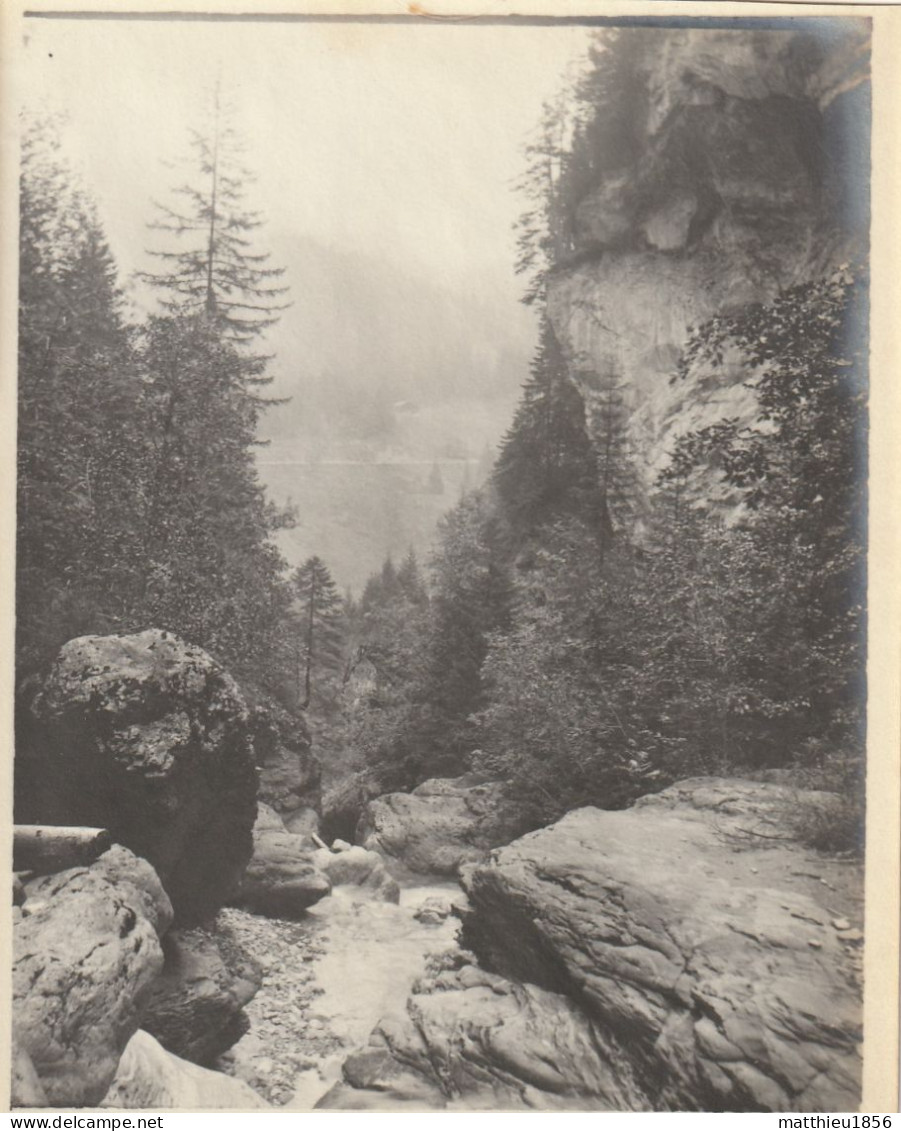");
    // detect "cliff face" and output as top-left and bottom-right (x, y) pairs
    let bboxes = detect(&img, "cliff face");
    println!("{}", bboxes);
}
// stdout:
(546, 24), (870, 494)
